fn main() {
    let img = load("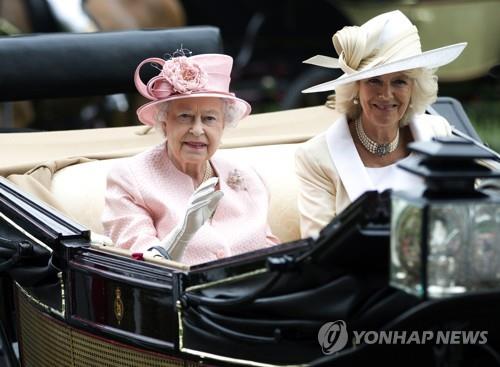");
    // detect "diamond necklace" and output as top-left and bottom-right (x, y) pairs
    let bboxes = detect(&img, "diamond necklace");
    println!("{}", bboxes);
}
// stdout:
(355, 117), (399, 157)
